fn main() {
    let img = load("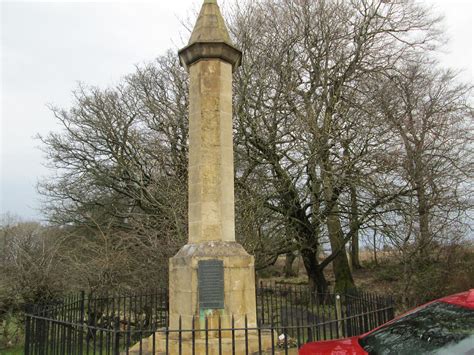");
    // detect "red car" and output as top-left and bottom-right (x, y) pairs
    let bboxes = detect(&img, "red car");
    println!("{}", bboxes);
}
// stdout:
(299, 289), (474, 355)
